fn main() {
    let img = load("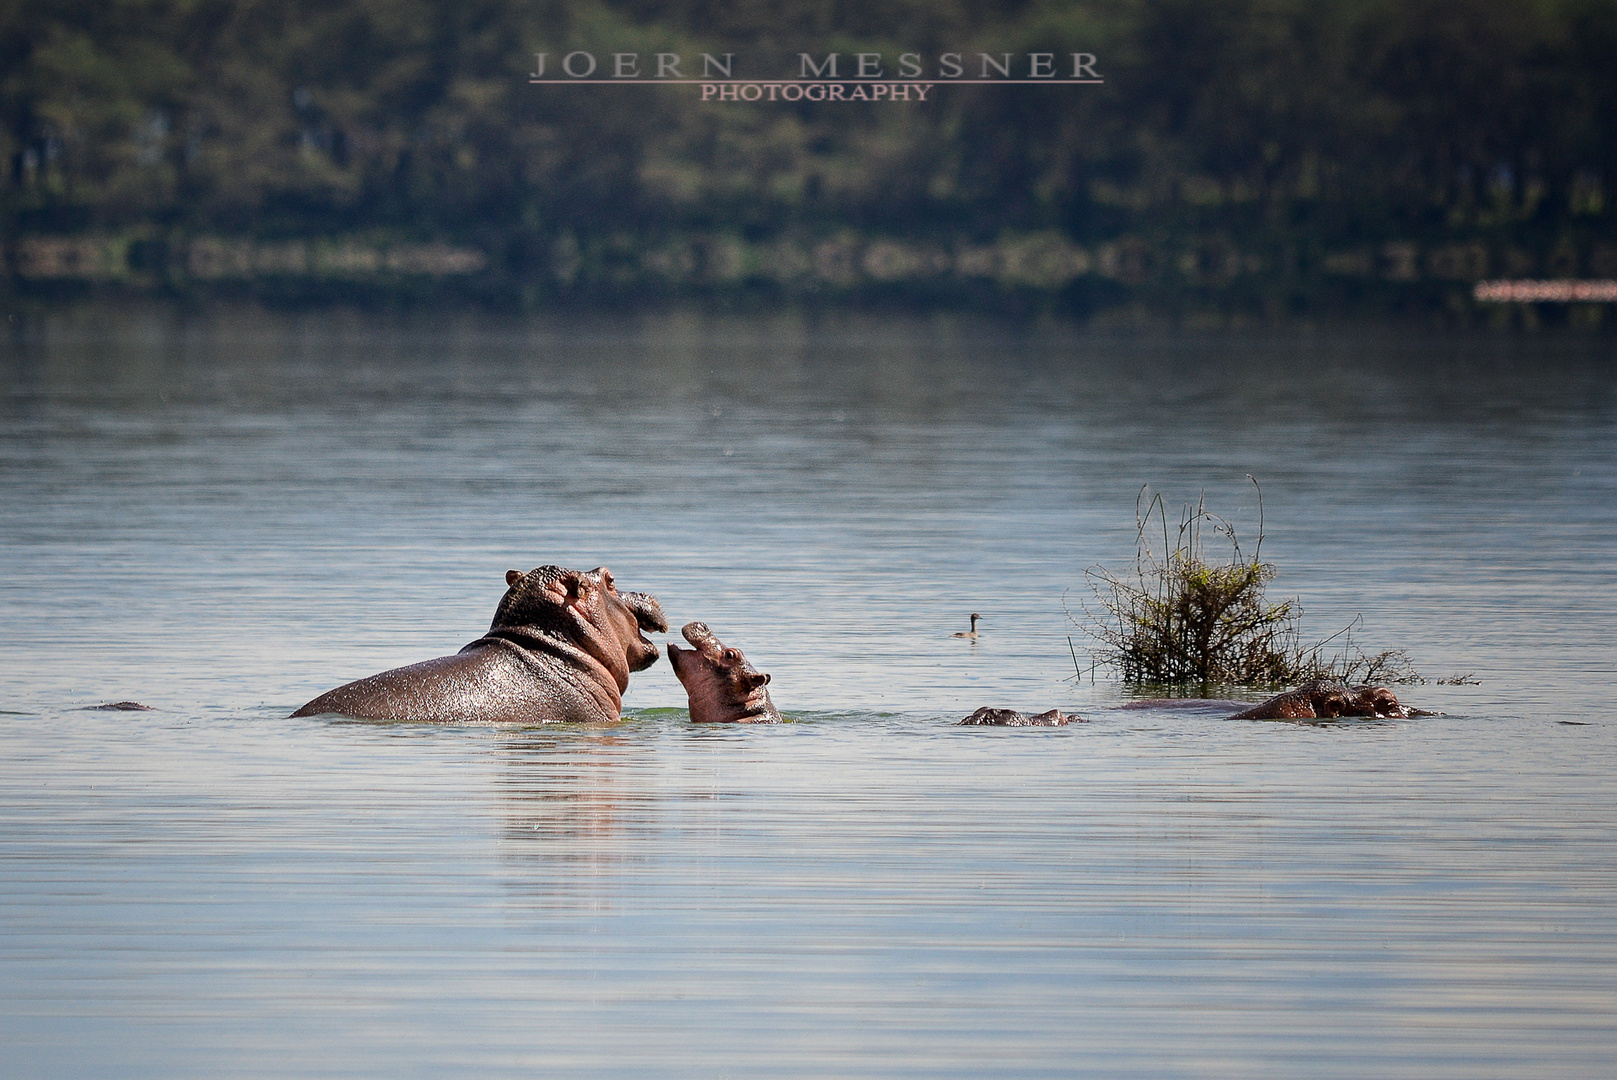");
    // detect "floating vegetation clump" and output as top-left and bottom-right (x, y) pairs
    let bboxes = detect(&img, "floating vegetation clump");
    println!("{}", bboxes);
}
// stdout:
(1075, 479), (1420, 689)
